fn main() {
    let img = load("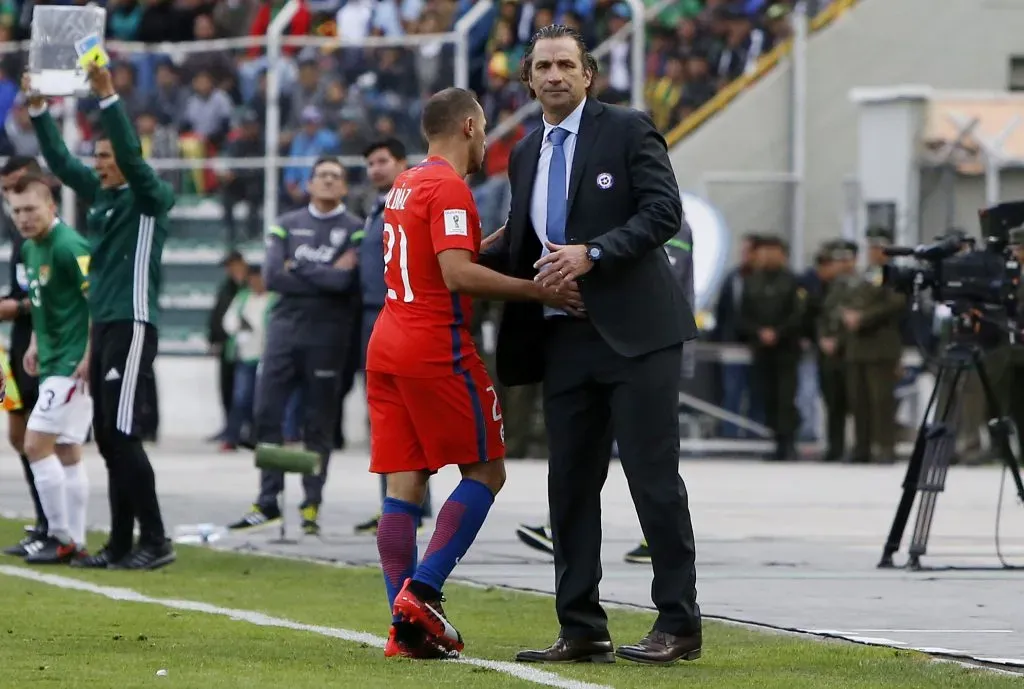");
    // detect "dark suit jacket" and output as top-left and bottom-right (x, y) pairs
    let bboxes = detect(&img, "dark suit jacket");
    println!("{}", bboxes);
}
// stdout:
(480, 98), (697, 387)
